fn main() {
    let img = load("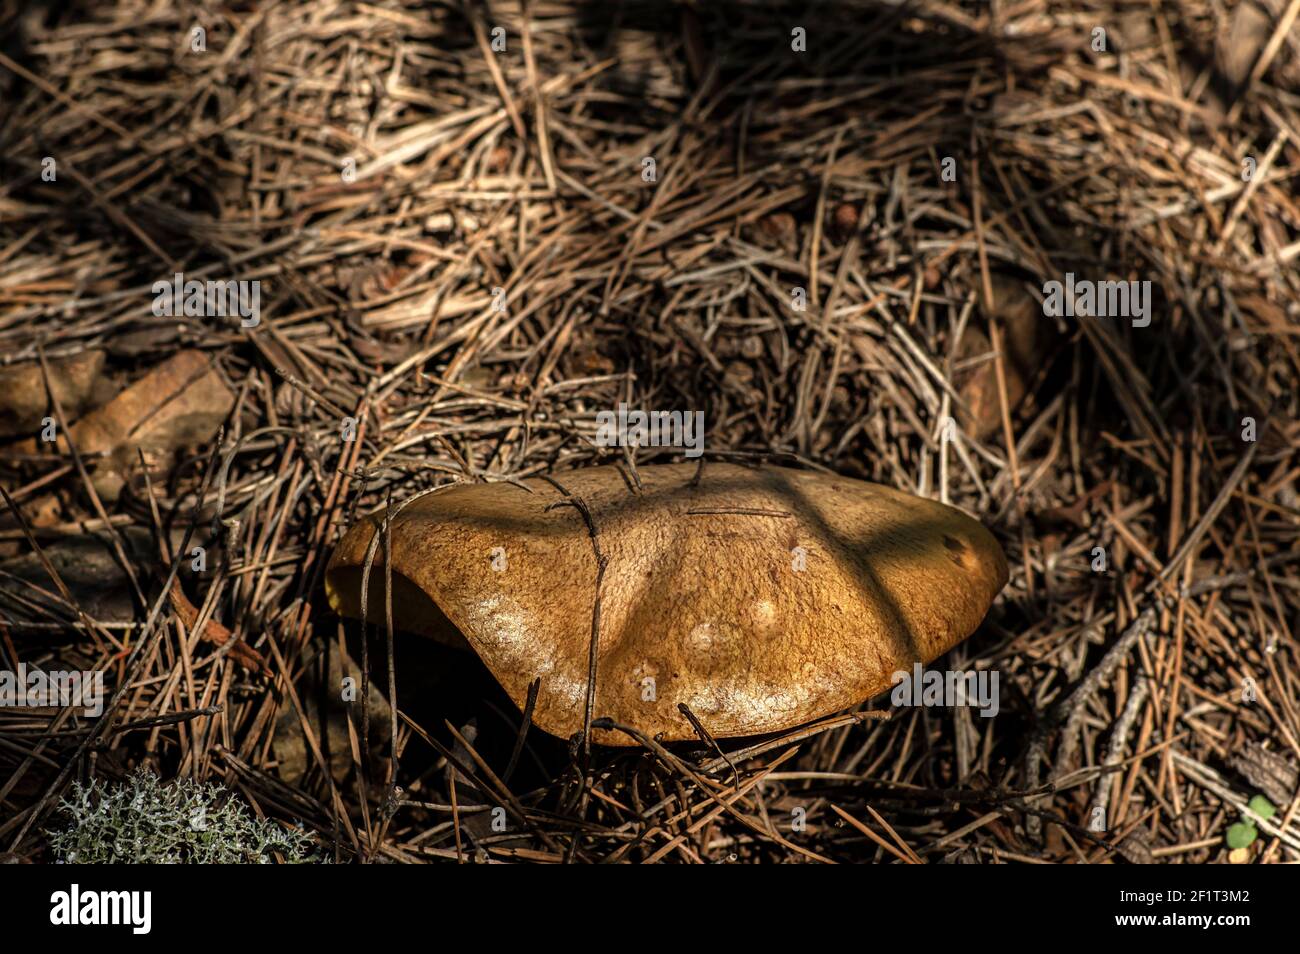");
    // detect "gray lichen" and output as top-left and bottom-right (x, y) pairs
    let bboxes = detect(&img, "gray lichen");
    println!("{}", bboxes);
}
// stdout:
(47, 770), (323, 864)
